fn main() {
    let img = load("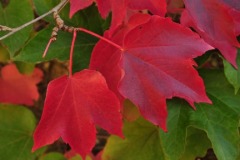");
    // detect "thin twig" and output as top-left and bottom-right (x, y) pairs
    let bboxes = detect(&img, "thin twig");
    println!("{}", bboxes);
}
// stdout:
(0, 0), (69, 41)
(0, 25), (13, 31)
